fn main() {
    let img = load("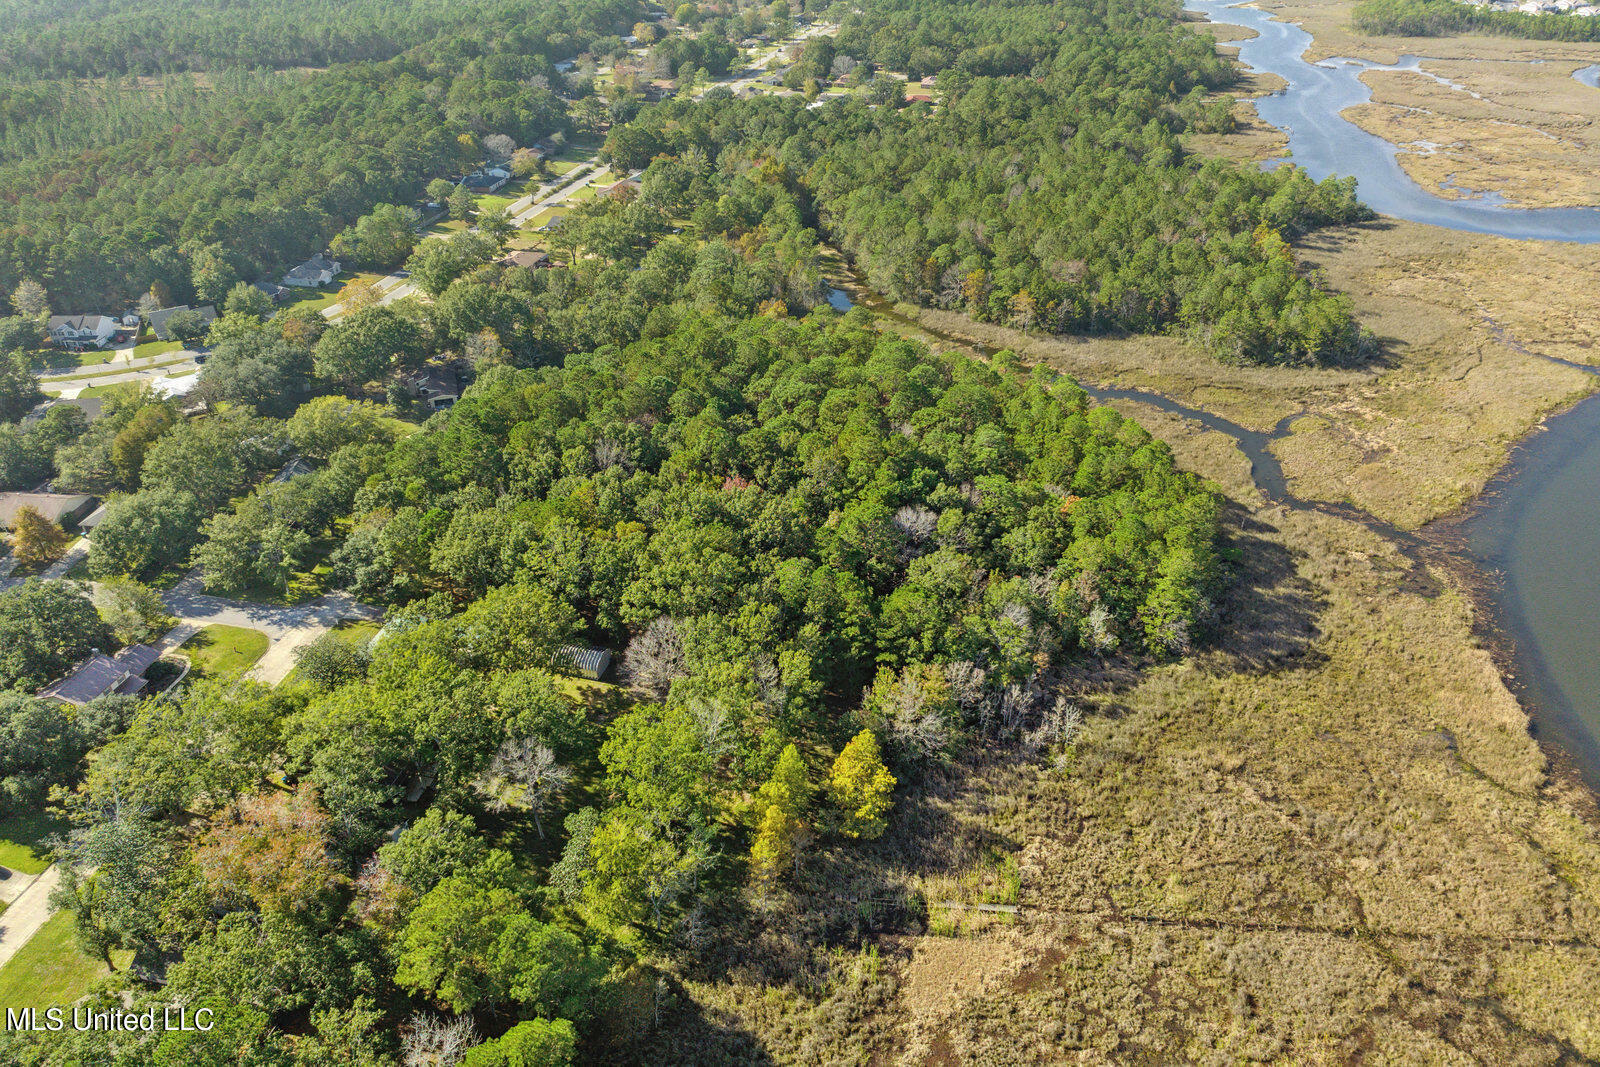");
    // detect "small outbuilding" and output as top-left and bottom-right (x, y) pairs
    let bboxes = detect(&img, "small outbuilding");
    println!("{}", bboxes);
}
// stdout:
(558, 645), (612, 680)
